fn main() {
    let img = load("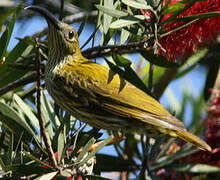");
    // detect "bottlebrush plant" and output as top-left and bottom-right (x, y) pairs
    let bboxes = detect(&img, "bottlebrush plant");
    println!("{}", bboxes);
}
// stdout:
(0, 0), (219, 179)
